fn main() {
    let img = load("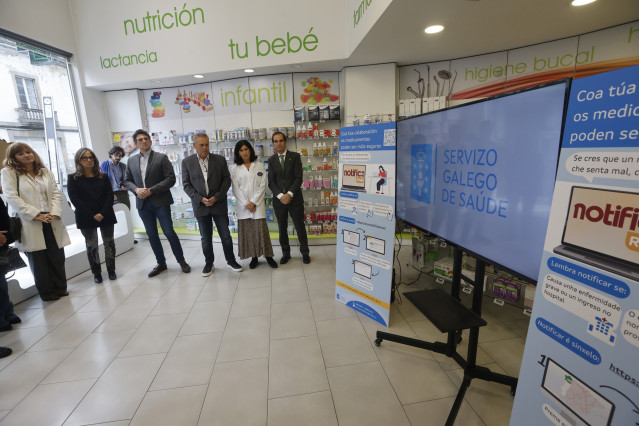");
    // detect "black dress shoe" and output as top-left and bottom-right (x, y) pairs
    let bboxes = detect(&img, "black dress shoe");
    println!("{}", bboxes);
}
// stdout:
(94, 274), (103, 283)
(41, 294), (60, 302)
(58, 291), (69, 297)
(0, 324), (12, 332)
(303, 255), (311, 264)
(148, 264), (168, 277)
(266, 257), (278, 268)
(0, 347), (12, 358)
(179, 261), (192, 273)
(280, 254), (291, 264)
(249, 257), (258, 269)
(6, 314), (21, 324)
(108, 271), (117, 280)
